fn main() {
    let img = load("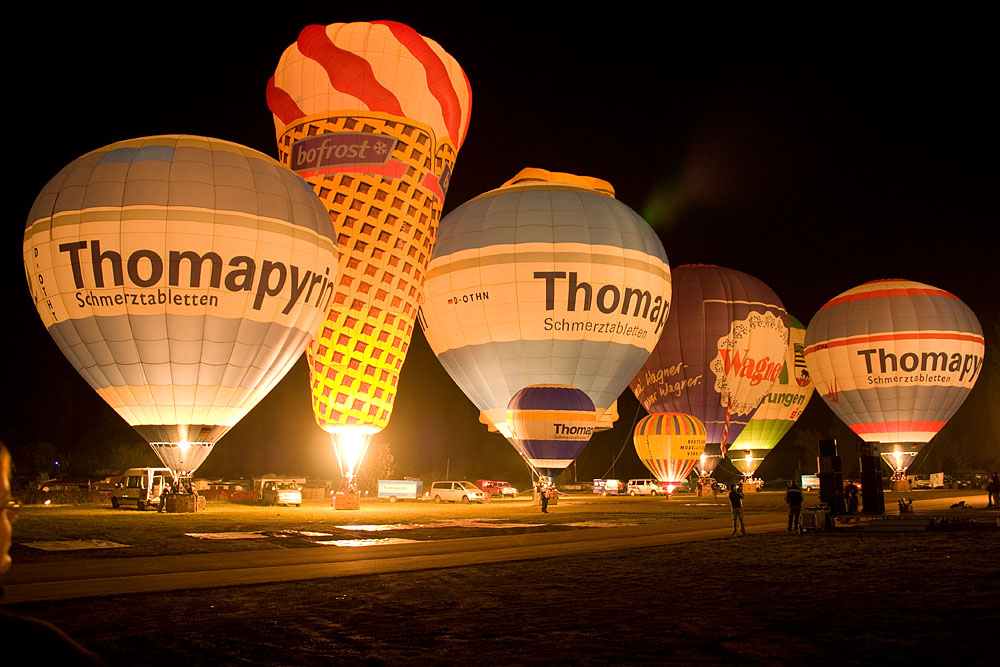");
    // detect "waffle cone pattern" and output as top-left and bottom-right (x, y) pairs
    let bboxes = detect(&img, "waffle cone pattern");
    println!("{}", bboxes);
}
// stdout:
(278, 115), (454, 429)
(268, 22), (471, 431)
